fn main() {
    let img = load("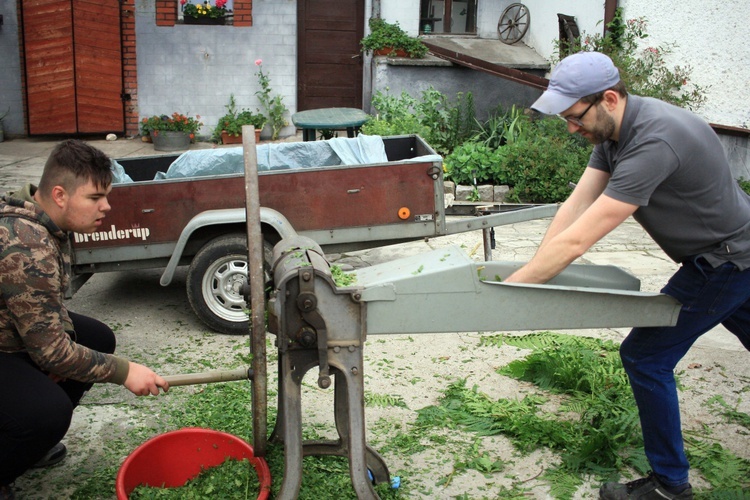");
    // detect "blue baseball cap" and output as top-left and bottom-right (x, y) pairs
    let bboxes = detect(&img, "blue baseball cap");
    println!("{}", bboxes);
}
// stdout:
(532, 52), (621, 115)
